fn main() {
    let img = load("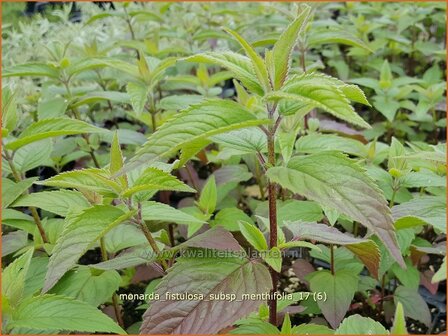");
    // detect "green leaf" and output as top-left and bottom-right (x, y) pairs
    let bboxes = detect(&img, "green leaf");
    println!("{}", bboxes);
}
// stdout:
(185, 52), (264, 95)
(271, 5), (312, 89)
(262, 247), (282, 272)
(278, 240), (321, 252)
(307, 270), (358, 328)
(172, 226), (242, 254)
(159, 95), (204, 111)
(38, 97), (68, 119)
(295, 133), (367, 157)
(5, 118), (106, 150)
(291, 323), (334, 334)
(392, 196), (446, 232)
(388, 137), (407, 172)
(123, 167), (195, 199)
(43, 205), (135, 292)
(280, 313), (291, 334)
(224, 28), (270, 92)
(2, 248), (34, 306)
(212, 208), (254, 232)
(70, 91), (130, 108)
(380, 60), (393, 89)
(2, 86), (19, 132)
(91, 246), (155, 271)
(391, 260), (419, 289)
(10, 294), (125, 334)
(3, 63), (60, 78)
(432, 257), (446, 283)
(394, 286), (431, 327)
(140, 201), (205, 226)
(232, 320), (279, 334)
(267, 74), (370, 128)
(198, 175), (217, 214)
(308, 28), (372, 51)
(129, 99), (269, 170)
(127, 82), (149, 116)
(335, 315), (388, 334)
(212, 128), (267, 155)
(140, 255), (271, 334)
(110, 131), (128, 188)
(12, 190), (90, 217)
(239, 220), (268, 252)
(12, 139), (53, 173)
(36, 168), (122, 196)
(267, 152), (404, 267)
(285, 221), (380, 278)
(49, 266), (121, 306)
(391, 302), (408, 335)
(2, 177), (37, 208)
